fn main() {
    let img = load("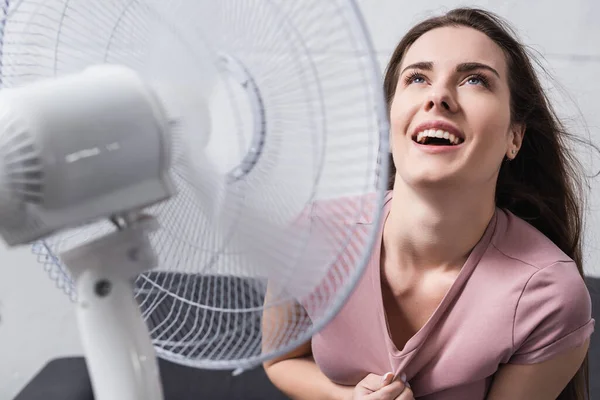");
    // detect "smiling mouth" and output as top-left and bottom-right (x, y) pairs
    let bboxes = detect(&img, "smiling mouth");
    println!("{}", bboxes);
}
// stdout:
(413, 129), (464, 146)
